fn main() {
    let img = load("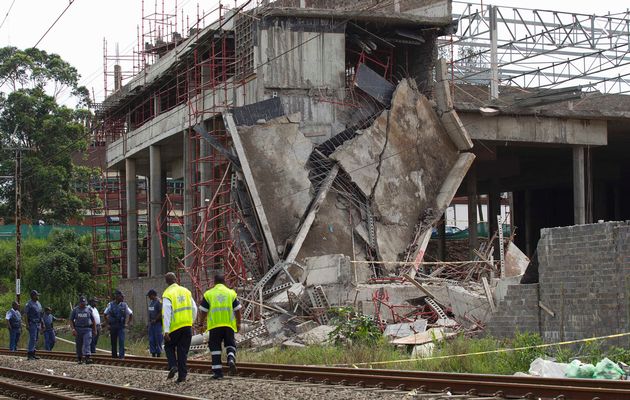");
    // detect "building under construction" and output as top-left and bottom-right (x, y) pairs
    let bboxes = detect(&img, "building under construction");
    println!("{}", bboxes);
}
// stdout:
(92, 0), (630, 343)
